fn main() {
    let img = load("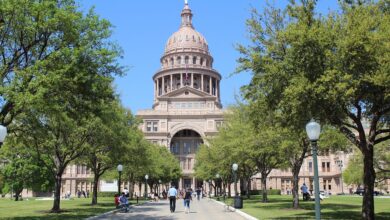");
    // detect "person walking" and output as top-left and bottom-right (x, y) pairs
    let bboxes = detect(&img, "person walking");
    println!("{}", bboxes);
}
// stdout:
(168, 185), (178, 213)
(196, 187), (201, 201)
(301, 183), (309, 201)
(184, 188), (193, 214)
